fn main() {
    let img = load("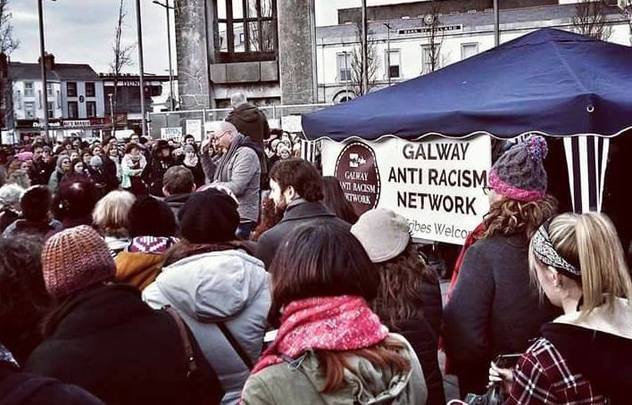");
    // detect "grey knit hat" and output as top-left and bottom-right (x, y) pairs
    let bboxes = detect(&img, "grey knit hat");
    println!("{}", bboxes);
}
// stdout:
(488, 135), (548, 202)
(351, 208), (410, 263)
